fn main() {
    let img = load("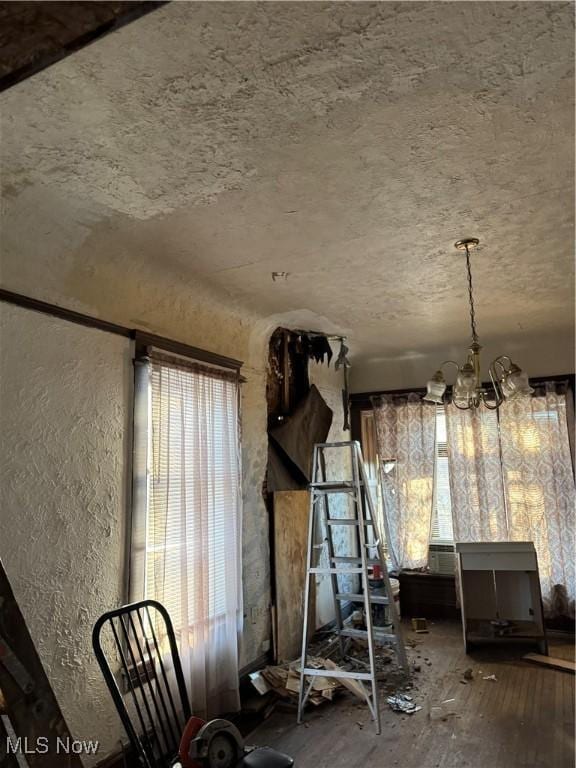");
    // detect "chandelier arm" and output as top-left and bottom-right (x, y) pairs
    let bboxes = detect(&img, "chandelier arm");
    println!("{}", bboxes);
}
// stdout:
(451, 397), (473, 411)
(439, 360), (460, 375)
(479, 370), (504, 409)
(479, 391), (502, 410)
(491, 359), (506, 380)
(493, 354), (512, 370)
